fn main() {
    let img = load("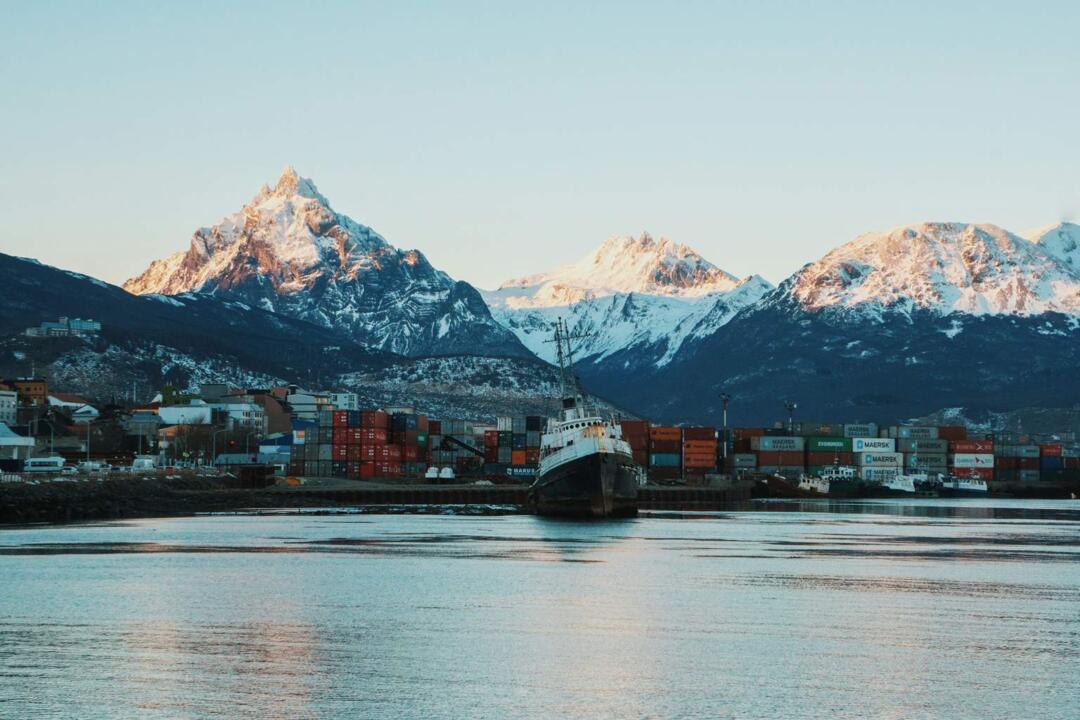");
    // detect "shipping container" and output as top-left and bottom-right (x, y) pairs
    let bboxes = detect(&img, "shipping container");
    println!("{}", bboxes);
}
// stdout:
(756, 451), (805, 466)
(950, 439), (994, 453)
(649, 453), (681, 468)
(650, 439), (681, 454)
(949, 453), (994, 468)
(856, 452), (903, 466)
(852, 437), (896, 452)
(996, 444), (1040, 458)
(1039, 444), (1063, 457)
(806, 451), (855, 466)
(332, 411), (349, 427)
(526, 431), (542, 448)
(732, 453), (757, 468)
(361, 411), (389, 429)
(496, 416), (513, 432)
(794, 422), (844, 438)
(806, 437), (852, 452)
(526, 415), (544, 432)
(860, 467), (900, 482)
(510, 450), (527, 466)
(885, 426), (938, 439)
(843, 423), (878, 438)
(751, 436), (805, 452)
(936, 426), (966, 441)
(905, 452), (947, 469)
(1019, 469), (1041, 482)
(683, 427), (716, 441)
(897, 438), (948, 452)
(650, 426), (682, 442)
(1040, 456), (1064, 470)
